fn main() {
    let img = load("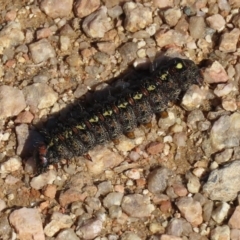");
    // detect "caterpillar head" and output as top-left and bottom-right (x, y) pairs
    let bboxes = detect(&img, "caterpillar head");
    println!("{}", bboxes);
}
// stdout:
(34, 143), (49, 175)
